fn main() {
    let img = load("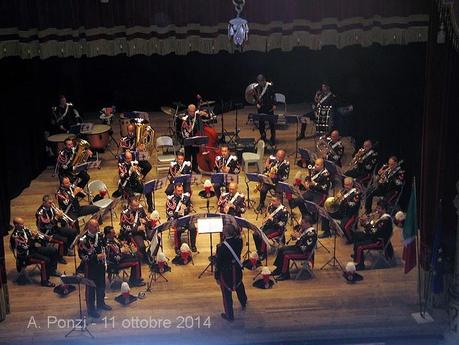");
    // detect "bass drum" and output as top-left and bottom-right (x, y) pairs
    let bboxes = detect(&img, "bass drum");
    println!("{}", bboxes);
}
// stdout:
(197, 125), (220, 174)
